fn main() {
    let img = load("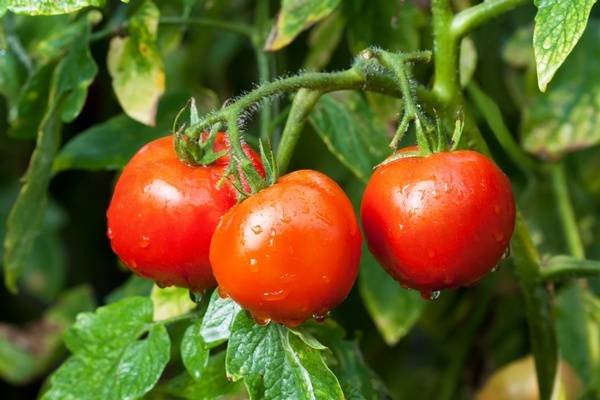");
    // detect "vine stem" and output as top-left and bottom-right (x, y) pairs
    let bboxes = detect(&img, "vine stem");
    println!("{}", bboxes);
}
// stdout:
(550, 162), (586, 260)
(451, 0), (529, 39)
(539, 256), (600, 282)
